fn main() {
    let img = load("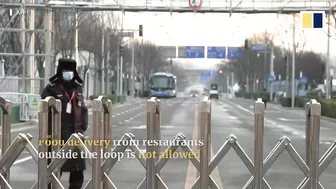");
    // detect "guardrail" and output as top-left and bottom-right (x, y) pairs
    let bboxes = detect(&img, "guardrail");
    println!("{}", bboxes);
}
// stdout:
(0, 95), (335, 189)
